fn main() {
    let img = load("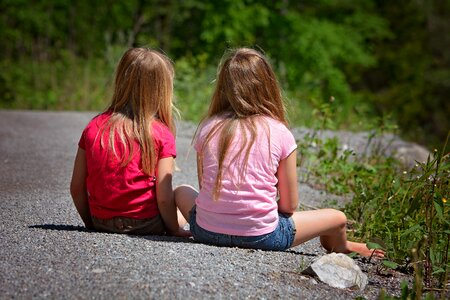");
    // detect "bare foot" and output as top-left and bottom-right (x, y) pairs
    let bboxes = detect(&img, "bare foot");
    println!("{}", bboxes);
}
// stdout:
(347, 241), (385, 258)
